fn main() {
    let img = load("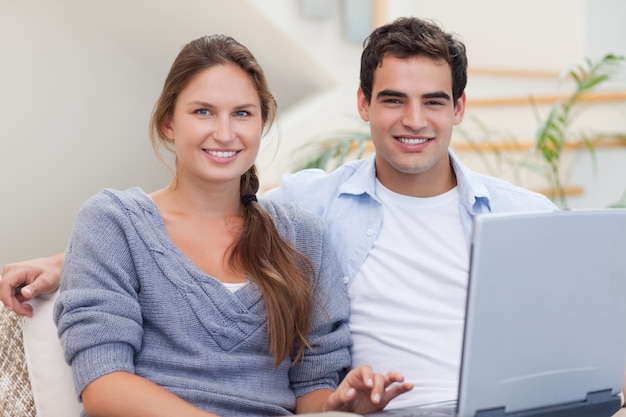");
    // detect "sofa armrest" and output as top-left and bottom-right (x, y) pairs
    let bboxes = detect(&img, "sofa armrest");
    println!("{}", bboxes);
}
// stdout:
(22, 290), (84, 417)
(0, 305), (36, 416)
